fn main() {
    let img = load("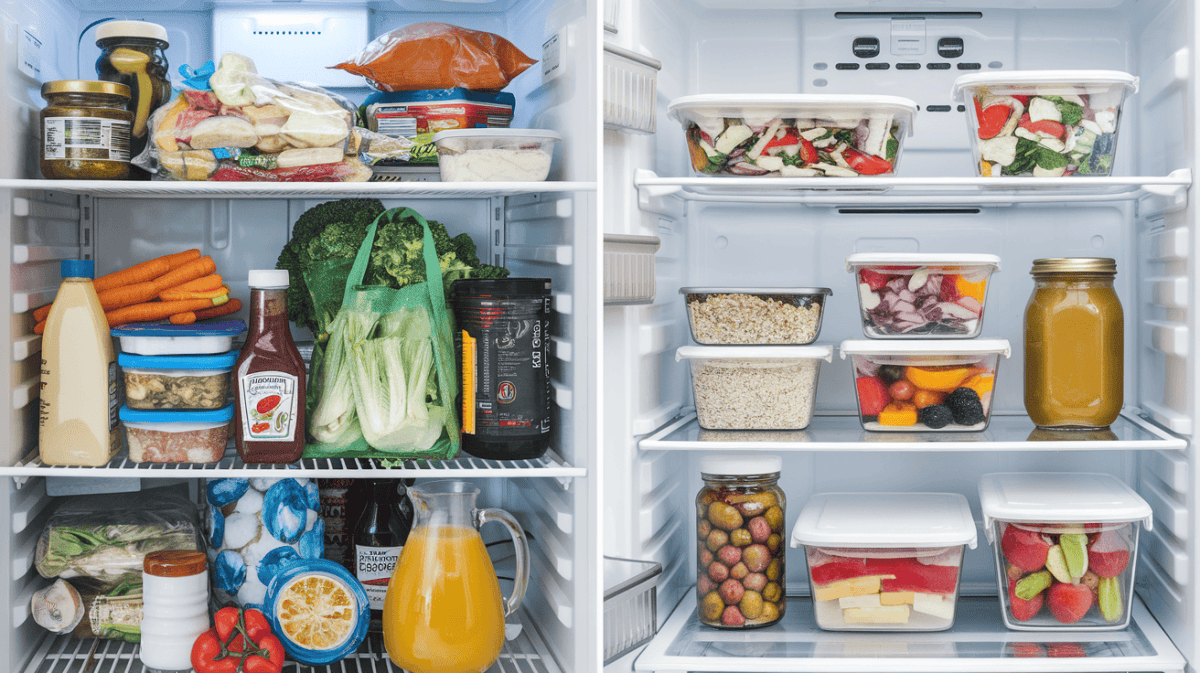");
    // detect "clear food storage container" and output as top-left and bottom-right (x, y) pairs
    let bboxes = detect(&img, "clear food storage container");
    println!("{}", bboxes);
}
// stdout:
(431, 129), (561, 182)
(604, 556), (662, 661)
(980, 473), (1152, 631)
(667, 94), (917, 177)
(847, 253), (1001, 338)
(951, 70), (1139, 177)
(791, 492), (977, 632)
(841, 339), (1011, 432)
(677, 345), (833, 430)
(118, 351), (237, 410)
(681, 287), (832, 345)
(119, 404), (233, 464)
(112, 320), (246, 355)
